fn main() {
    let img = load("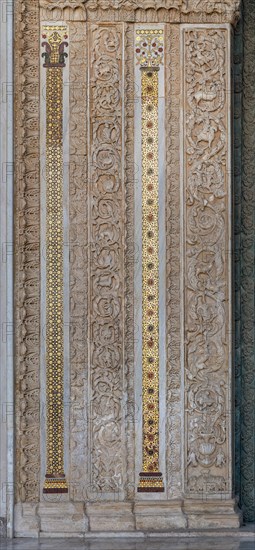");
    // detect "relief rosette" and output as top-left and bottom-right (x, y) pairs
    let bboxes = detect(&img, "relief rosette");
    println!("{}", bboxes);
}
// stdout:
(41, 25), (69, 494)
(135, 29), (164, 493)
